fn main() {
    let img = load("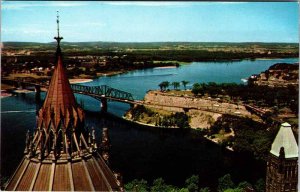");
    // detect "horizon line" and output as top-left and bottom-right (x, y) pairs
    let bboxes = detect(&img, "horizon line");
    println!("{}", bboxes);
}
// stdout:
(3, 41), (299, 44)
